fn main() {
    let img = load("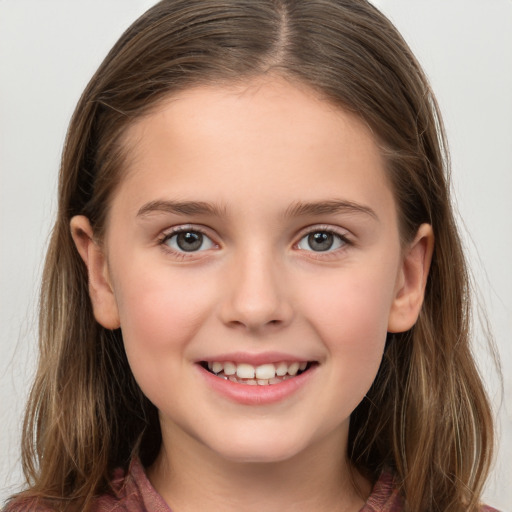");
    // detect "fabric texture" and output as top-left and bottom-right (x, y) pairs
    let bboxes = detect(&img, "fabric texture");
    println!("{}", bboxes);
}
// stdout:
(4, 458), (503, 512)
(4, 459), (502, 511)
(94, 459), (497, 512)
(93, 459), (405, 511)
(93, 460), (169, 512)
(90, 459), (502, 512)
